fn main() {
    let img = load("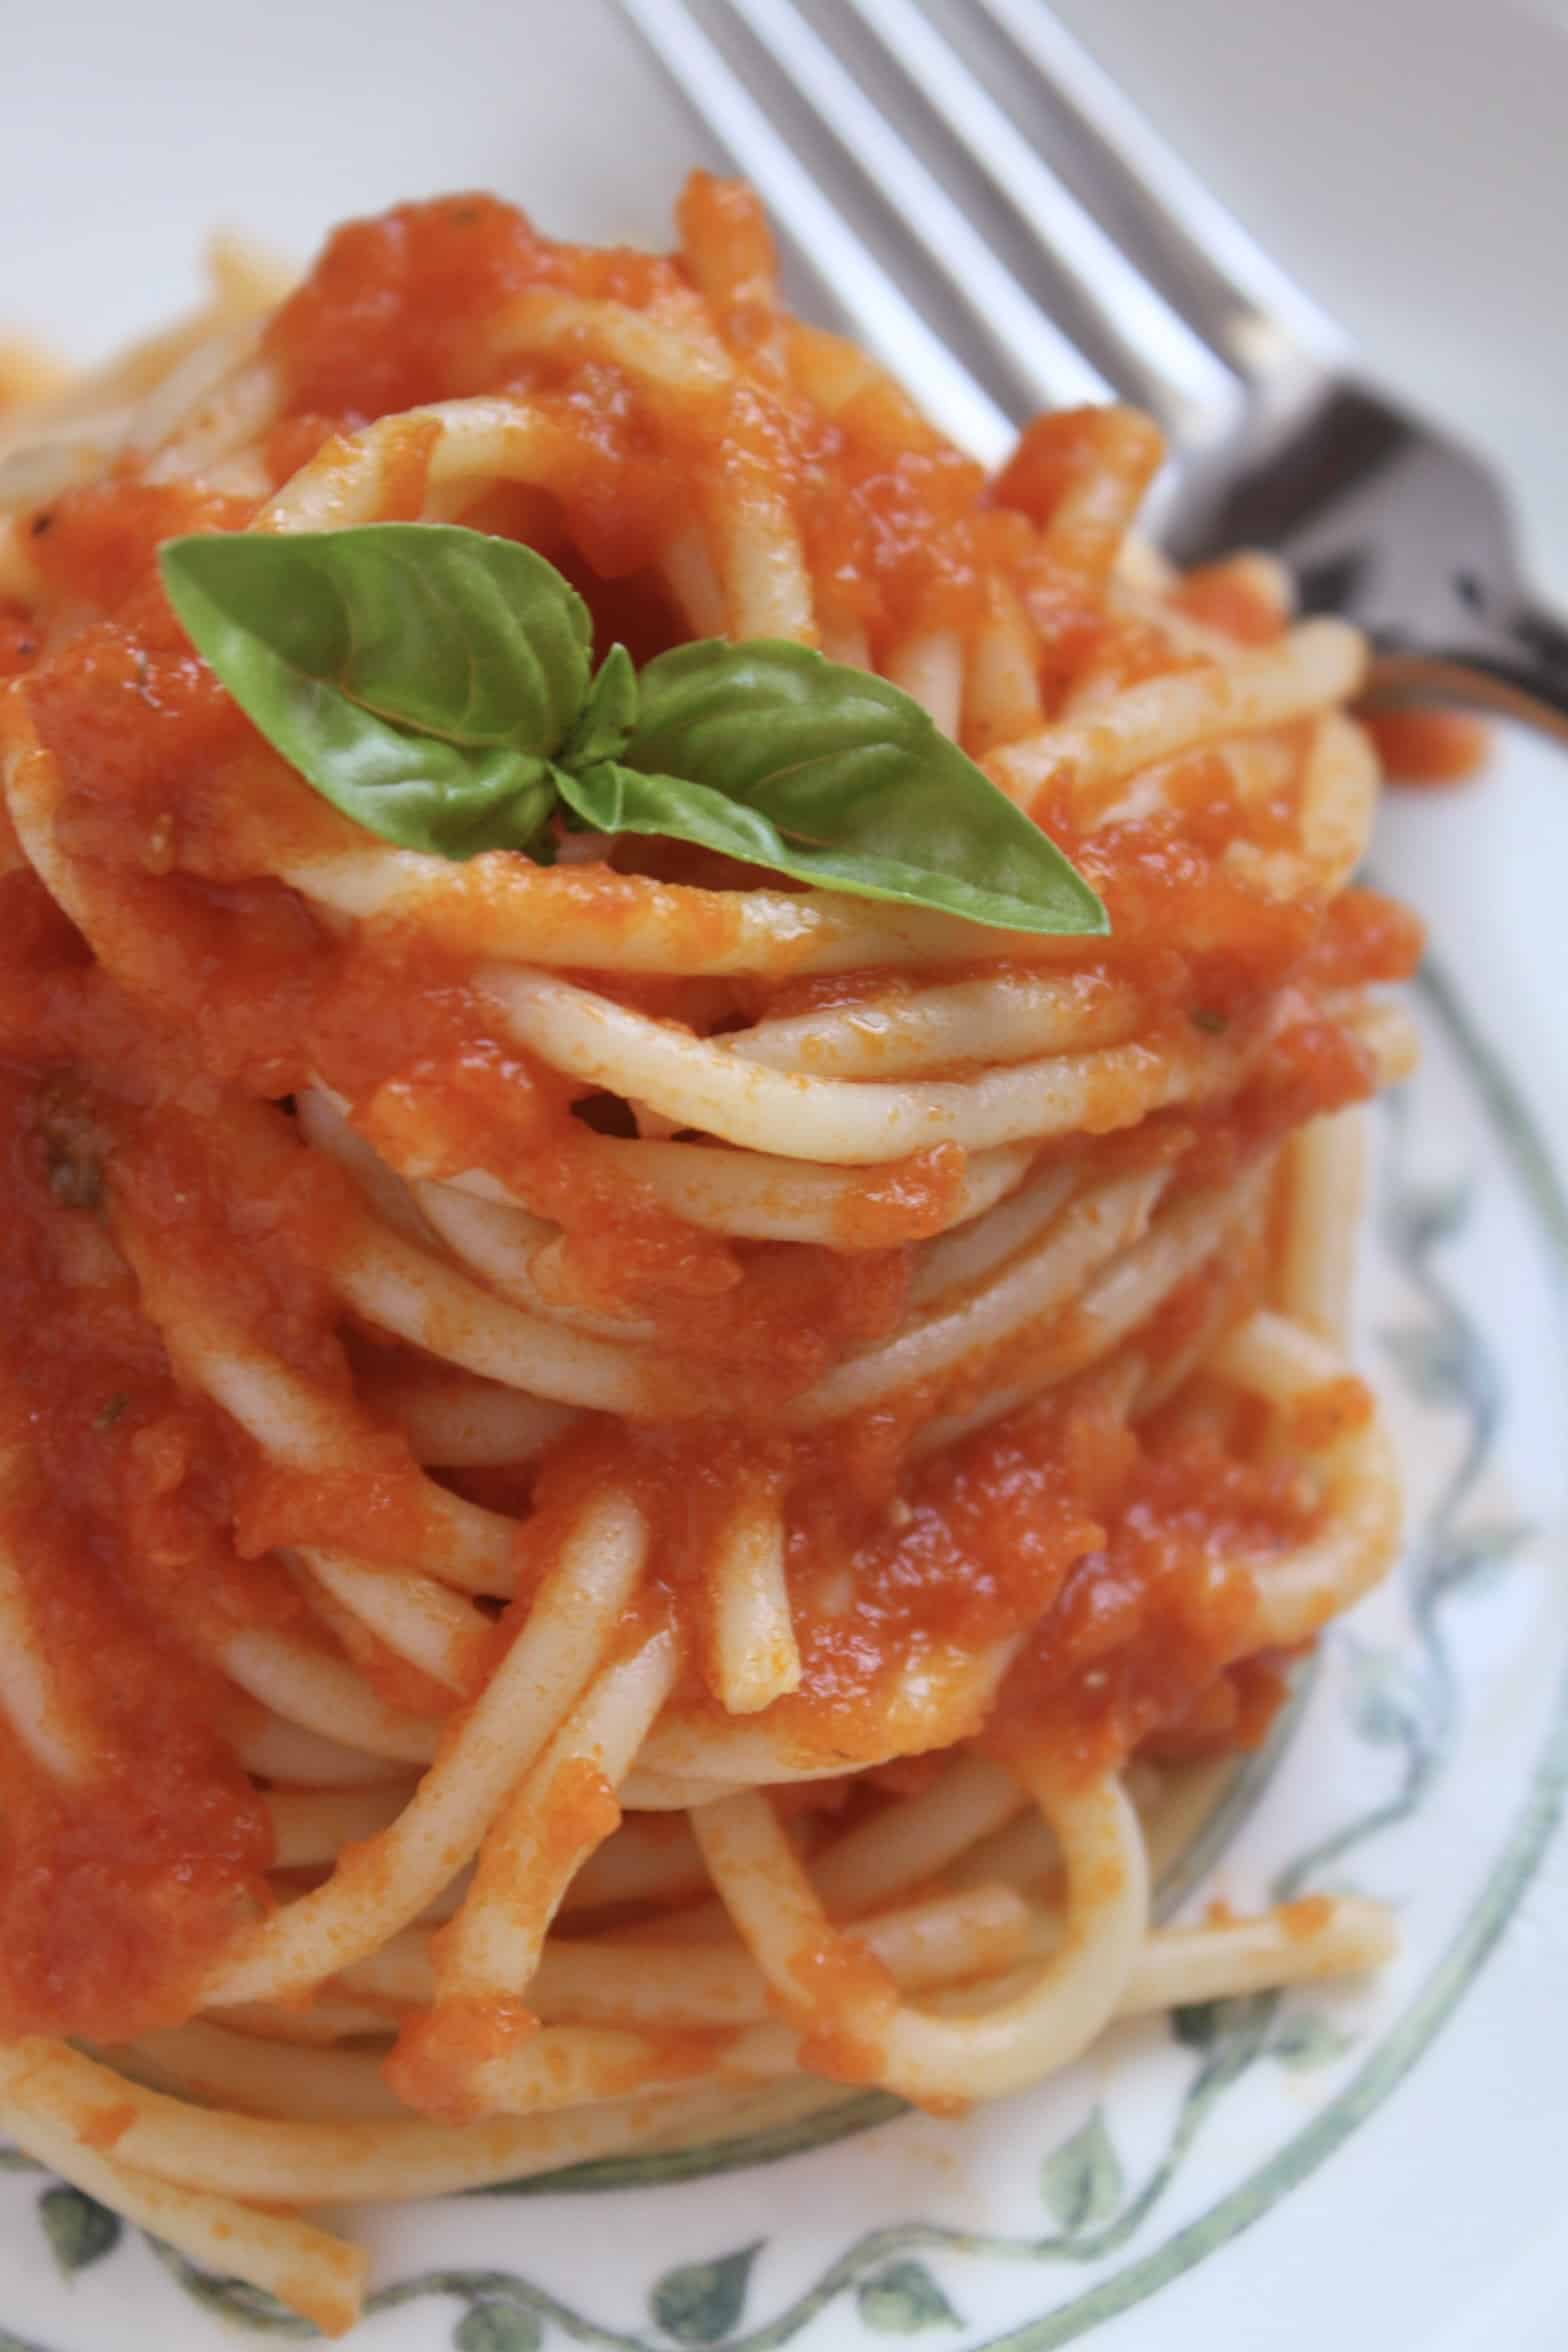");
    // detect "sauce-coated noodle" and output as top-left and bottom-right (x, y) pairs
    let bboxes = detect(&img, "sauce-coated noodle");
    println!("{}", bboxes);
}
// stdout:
(0, 179), (1420, 2330)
